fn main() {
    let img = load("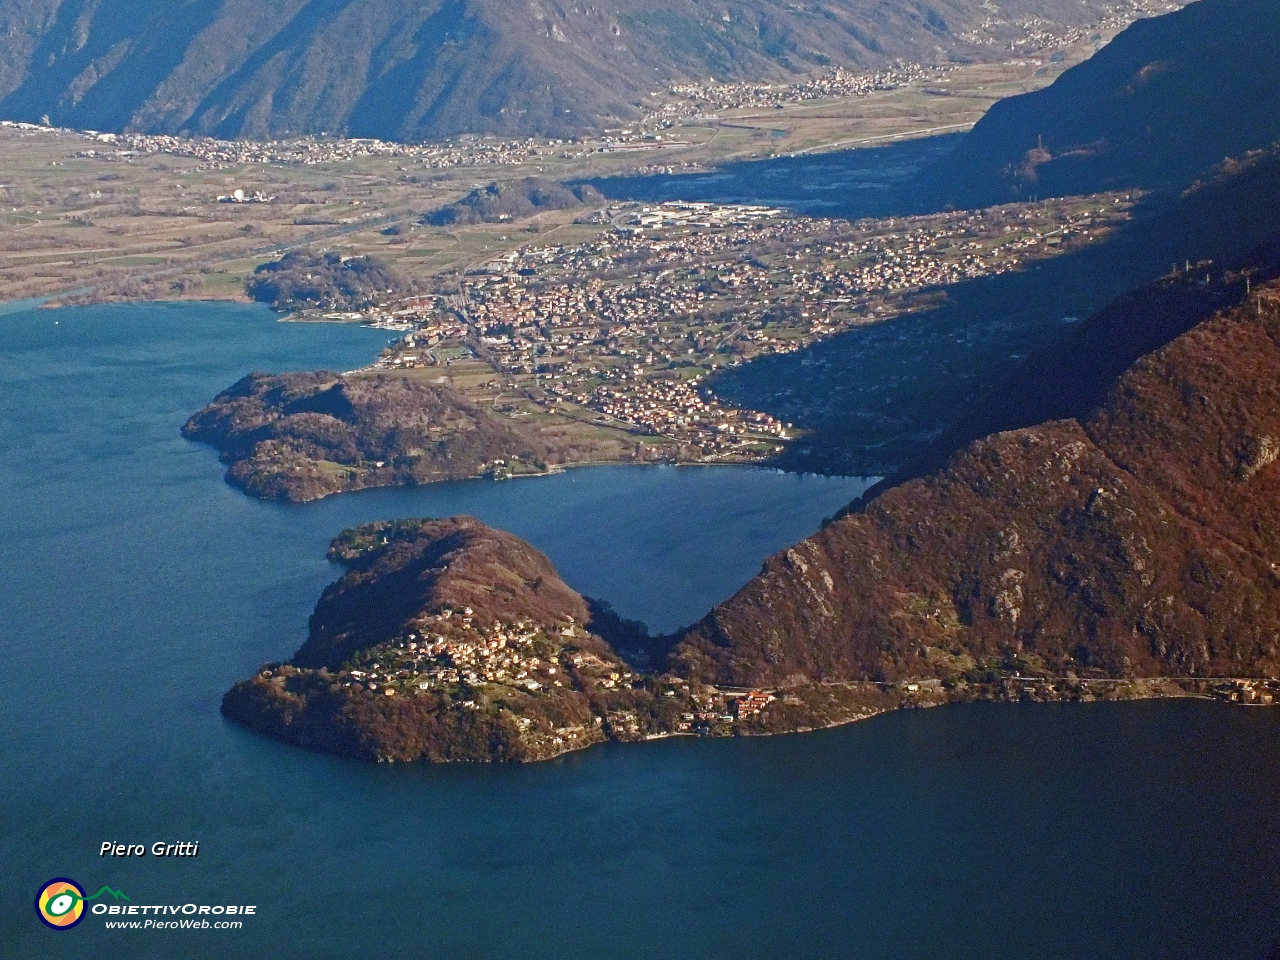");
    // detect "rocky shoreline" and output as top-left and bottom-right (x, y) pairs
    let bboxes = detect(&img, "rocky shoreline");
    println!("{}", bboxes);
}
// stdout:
(223, 266), (1280, 764)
